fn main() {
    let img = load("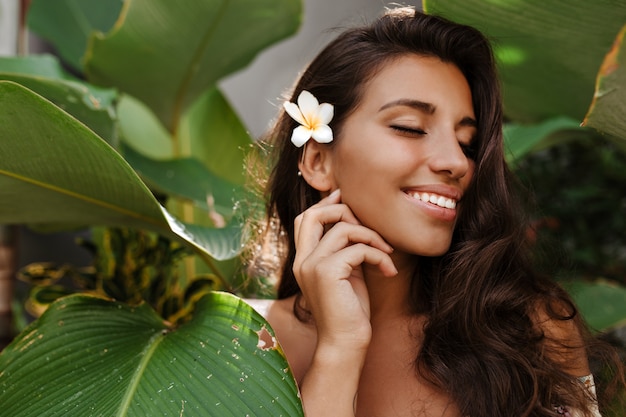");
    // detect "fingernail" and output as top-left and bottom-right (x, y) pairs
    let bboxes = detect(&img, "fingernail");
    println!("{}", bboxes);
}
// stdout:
(329, 188), (340, 197)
